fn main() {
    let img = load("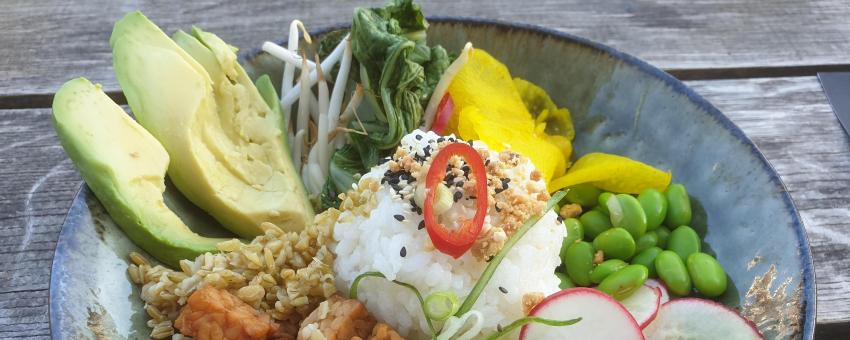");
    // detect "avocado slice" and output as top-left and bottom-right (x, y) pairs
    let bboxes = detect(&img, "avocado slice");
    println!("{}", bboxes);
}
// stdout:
(51, 78), (231, 267)
(110, 12), (314, 237)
